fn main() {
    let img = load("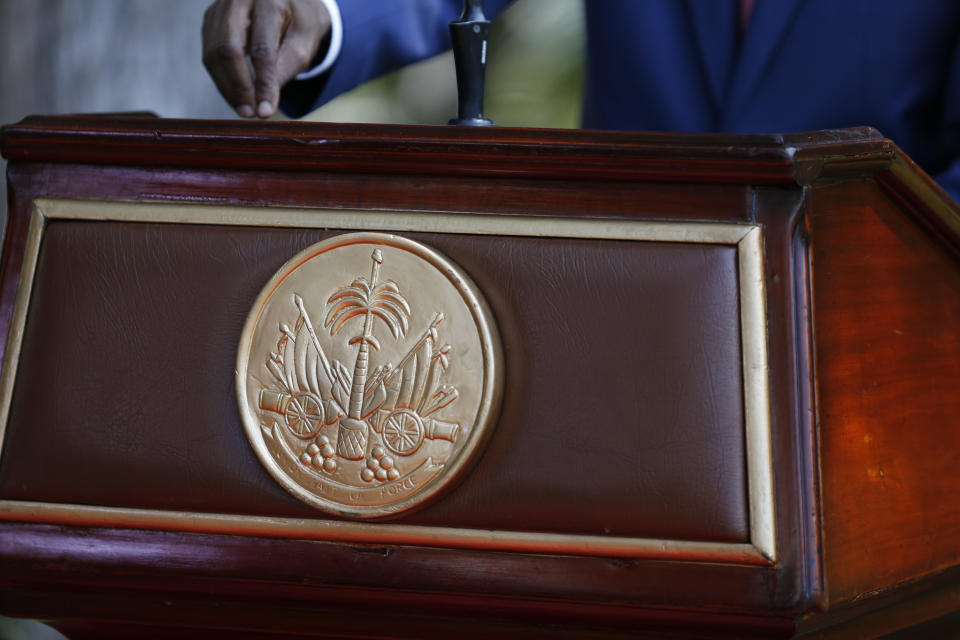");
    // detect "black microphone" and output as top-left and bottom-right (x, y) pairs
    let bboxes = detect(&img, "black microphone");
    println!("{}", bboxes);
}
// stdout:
(448, 0), (494, 126)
